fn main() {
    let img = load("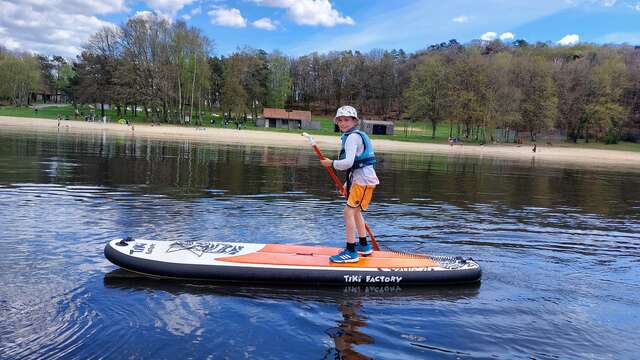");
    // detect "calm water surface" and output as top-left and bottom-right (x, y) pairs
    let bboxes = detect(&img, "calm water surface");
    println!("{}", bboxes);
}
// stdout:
(1, 129), (639, 359)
